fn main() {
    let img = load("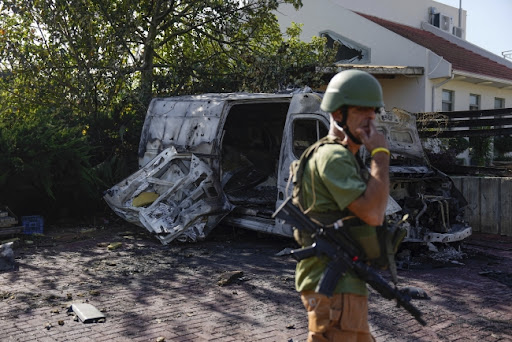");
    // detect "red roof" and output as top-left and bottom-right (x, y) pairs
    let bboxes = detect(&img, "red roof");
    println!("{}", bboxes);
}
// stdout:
(358, 13), (512, 82)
